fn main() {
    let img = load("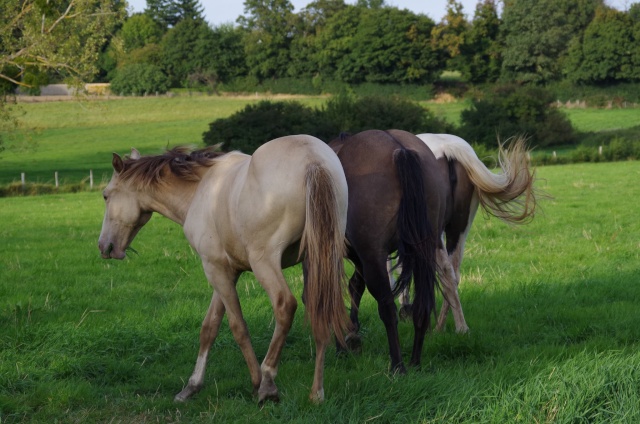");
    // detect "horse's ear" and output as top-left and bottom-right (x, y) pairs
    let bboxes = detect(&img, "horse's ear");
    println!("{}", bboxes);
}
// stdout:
(112, 153), (124, 173)
(130, 148), (141, 160)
